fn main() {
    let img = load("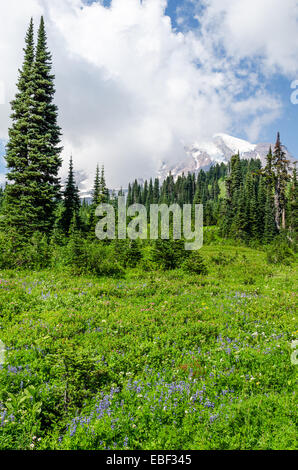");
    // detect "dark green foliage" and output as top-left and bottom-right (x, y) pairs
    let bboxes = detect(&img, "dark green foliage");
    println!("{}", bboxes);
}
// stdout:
(0, 231), (50, 269)
(266, 239), (294, 265)
(2, 18), (62, 241)
(99, 165), (109, 204)
(89, 165), (109, 234)
(125, 240), (142, 267)
(271, 133), (291, 231)
(80, 242), (124, 277)
(67, 219), (86, 274)
(217, 137), (293, 244)
(50, 346), (108, 411)
(92, 165), (101, 206)
(287, 166), (298, 245)
(210, 251), (237, 266)
(256, 177), (266, 239)
(2, 19), (37, 241)
(264, 187), (277, 244)
(62, 157), (81, 234)
(0, 186), (4, 210)
(112, 239), (142, 268)
(149, 238), (187, 270)
(28, 17), (62, 233)
(181, 251), (208, 275)
(129, 163), (227, 228)
(153, 178), (160, 204)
